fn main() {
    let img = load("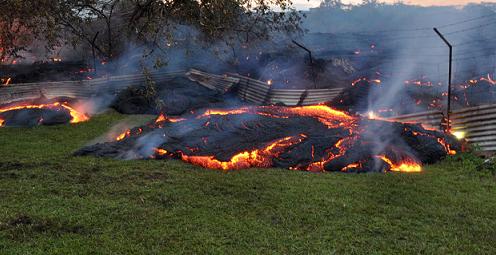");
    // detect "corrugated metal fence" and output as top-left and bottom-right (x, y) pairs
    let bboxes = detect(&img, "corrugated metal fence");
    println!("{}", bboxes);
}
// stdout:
(389, 104), (496, 152)
(0, 71), (185, 103)
(2, 69), (344, 106)
(451, 105), (496, 152)
(228, 73), (344, 106)
(3, 68), (496, 152)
